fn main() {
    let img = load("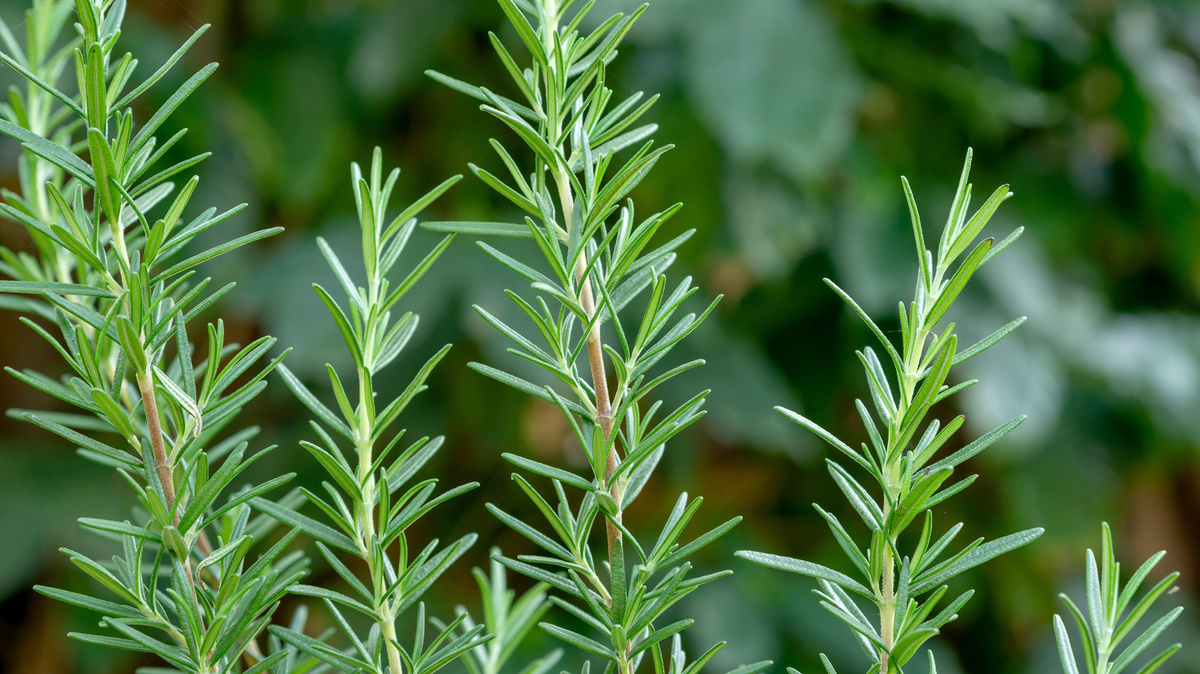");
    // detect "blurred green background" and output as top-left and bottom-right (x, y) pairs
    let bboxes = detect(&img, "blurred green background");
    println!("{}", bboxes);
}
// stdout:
(2, 0), (1200, 672)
